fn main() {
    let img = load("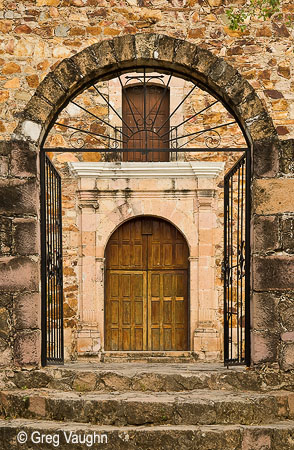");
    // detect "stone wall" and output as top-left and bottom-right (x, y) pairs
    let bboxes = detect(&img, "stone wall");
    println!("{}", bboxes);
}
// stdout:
(0, 26), (293, 369)
(0, 0), (294, 141)
(251, 139), (294, 369)
(0, 140), (41, 367)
